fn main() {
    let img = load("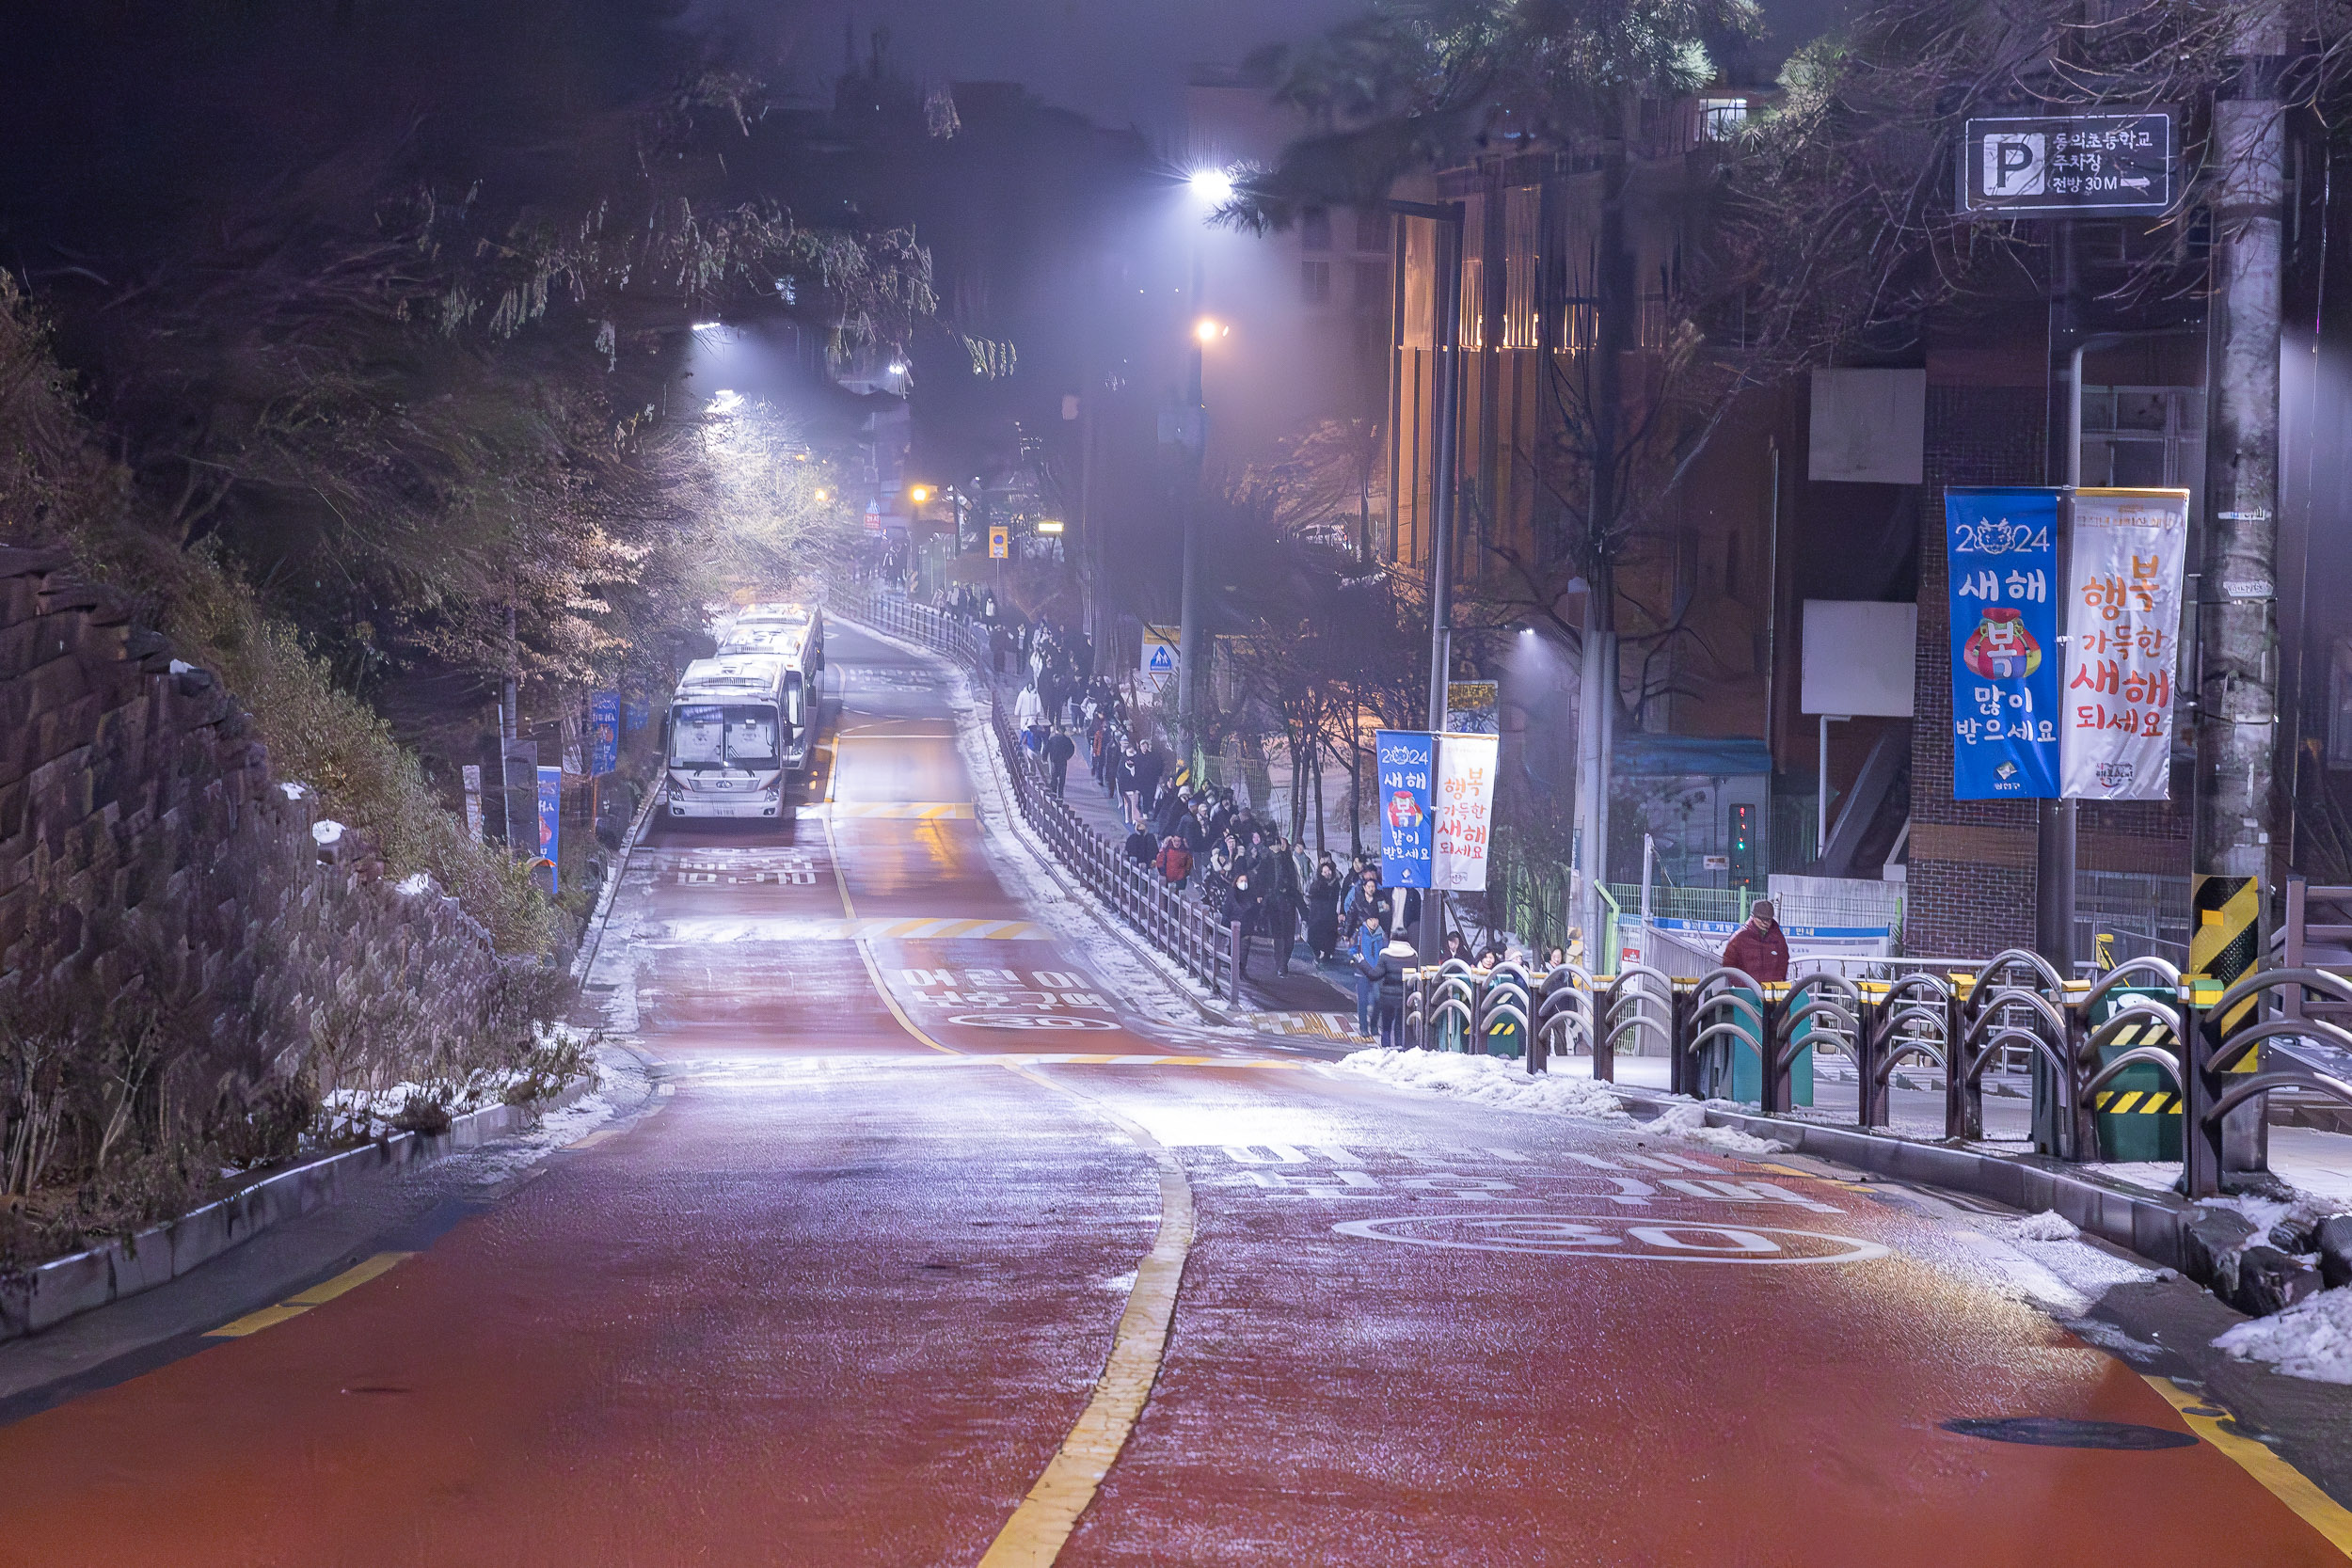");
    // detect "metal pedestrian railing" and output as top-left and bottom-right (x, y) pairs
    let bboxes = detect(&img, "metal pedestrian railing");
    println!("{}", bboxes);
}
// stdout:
(1398, 939), (2352, 1197)
(836, 588), (1243, 1001)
